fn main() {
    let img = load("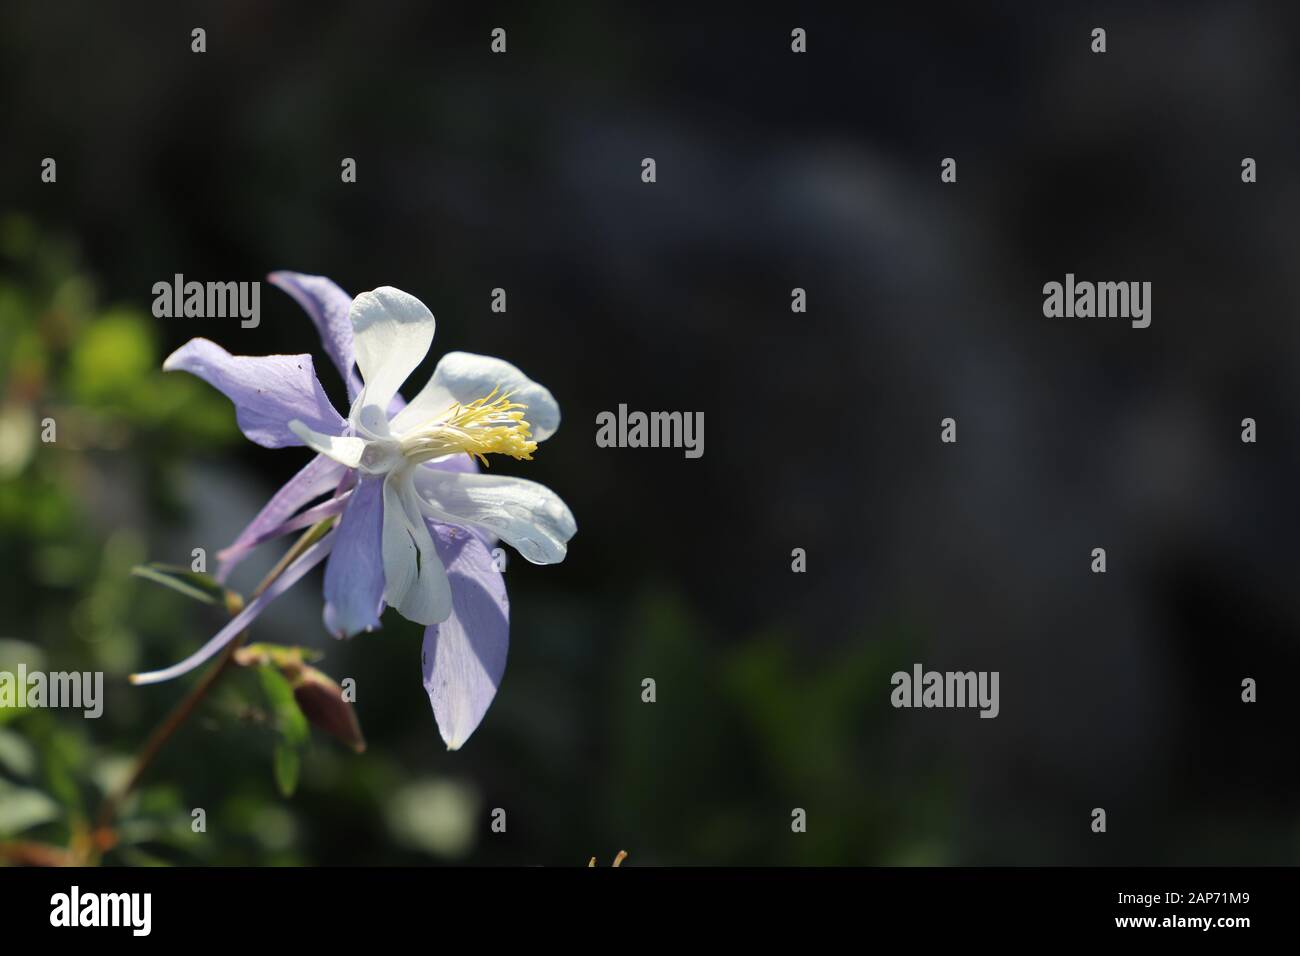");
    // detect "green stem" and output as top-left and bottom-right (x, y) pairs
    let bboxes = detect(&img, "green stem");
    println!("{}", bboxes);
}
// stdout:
(92, 519), (334, 838)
